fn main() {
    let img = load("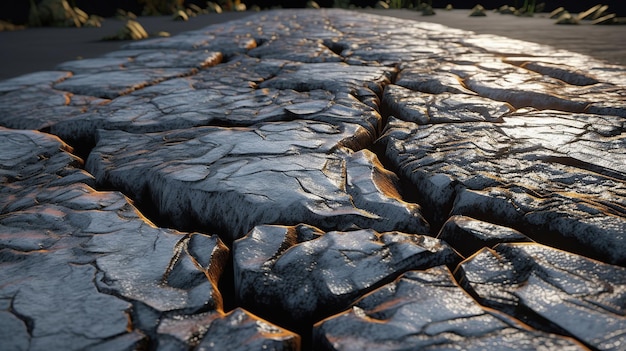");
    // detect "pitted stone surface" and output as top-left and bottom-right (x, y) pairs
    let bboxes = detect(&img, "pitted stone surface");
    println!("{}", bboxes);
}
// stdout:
(314, 266), (586, 350)
(1, 8), (625, 350)
(455, 243), (626, 351)
(233, 224), (457, 326)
